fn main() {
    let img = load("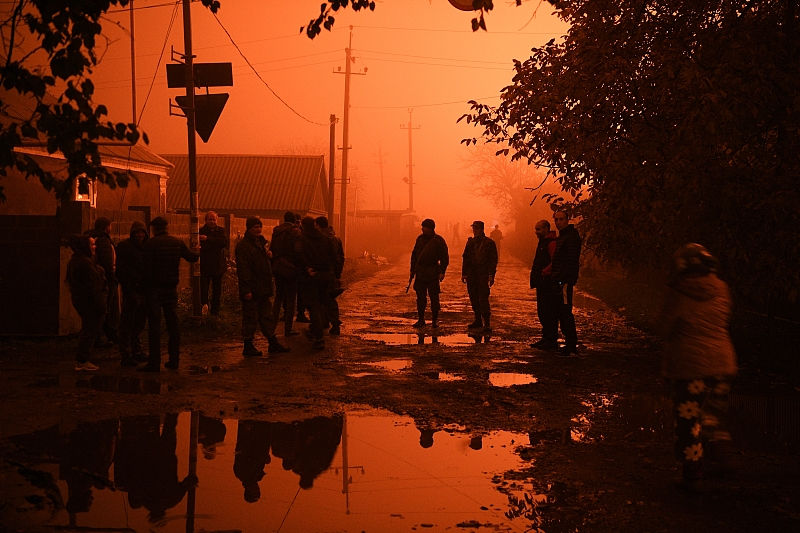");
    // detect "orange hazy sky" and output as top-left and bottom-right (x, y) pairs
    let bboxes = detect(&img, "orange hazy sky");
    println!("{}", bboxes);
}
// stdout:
(90, 0), (568, 226)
